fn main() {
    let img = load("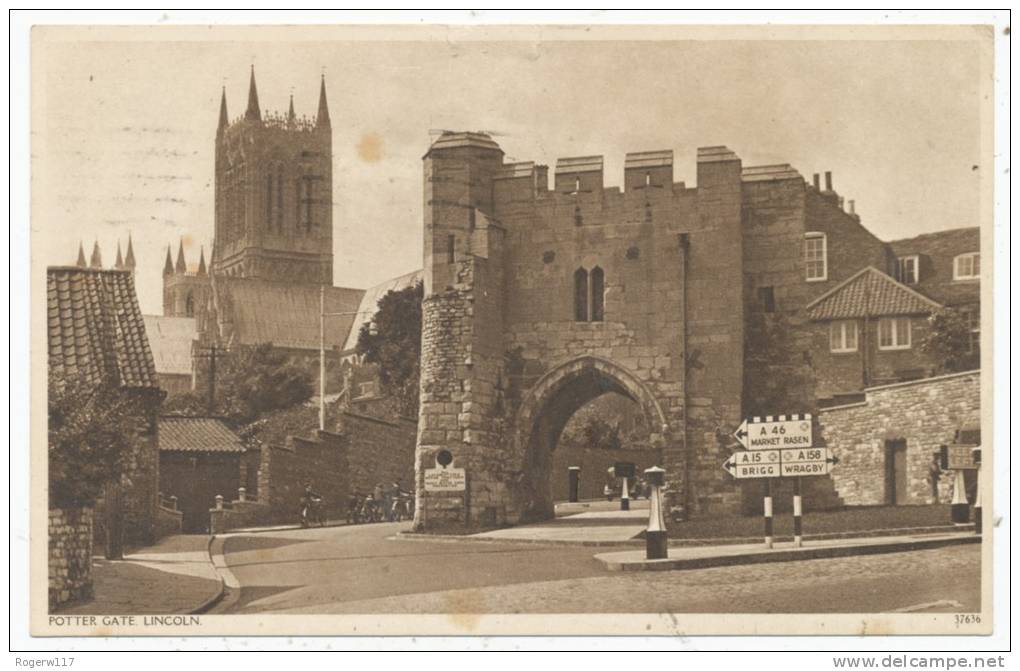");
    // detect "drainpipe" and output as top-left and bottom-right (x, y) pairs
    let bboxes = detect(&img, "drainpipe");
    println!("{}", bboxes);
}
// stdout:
(678, 232), (691, 519)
